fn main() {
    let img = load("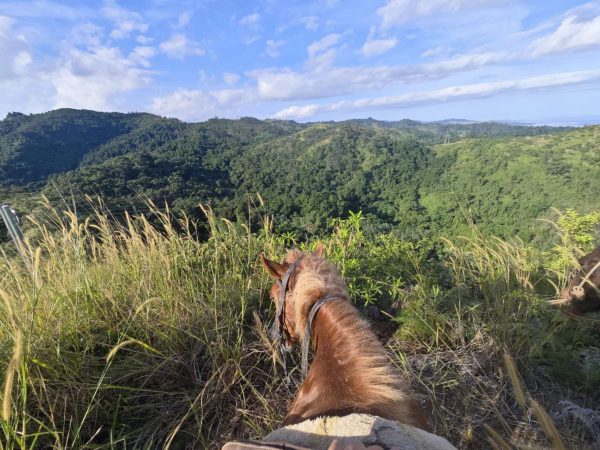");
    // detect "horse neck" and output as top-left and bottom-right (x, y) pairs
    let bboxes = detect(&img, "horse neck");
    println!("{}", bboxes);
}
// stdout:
(310, 299), (396, 390)
(286, 297), (428, 430)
